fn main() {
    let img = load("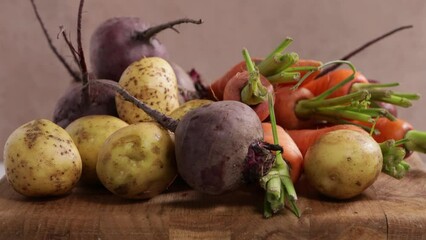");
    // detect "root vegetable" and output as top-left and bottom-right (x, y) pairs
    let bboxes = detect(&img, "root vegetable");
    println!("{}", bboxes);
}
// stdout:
(304, 129), (383, 199)
(115, 57), (180, 123)
(222, 49), (274, 121)
(96, 122), (176, 199)
(53, 82), (119, 128)
(174, 101), (271, 194)
(261, 123), (303, 183)
(3, 119), (82, 197)
(31, 0), (119, 128)
(89, 17), (202, 82)
(65, 115), (129, 185)
(169, 99), (213, 120)
(288, 124), (409, 179)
